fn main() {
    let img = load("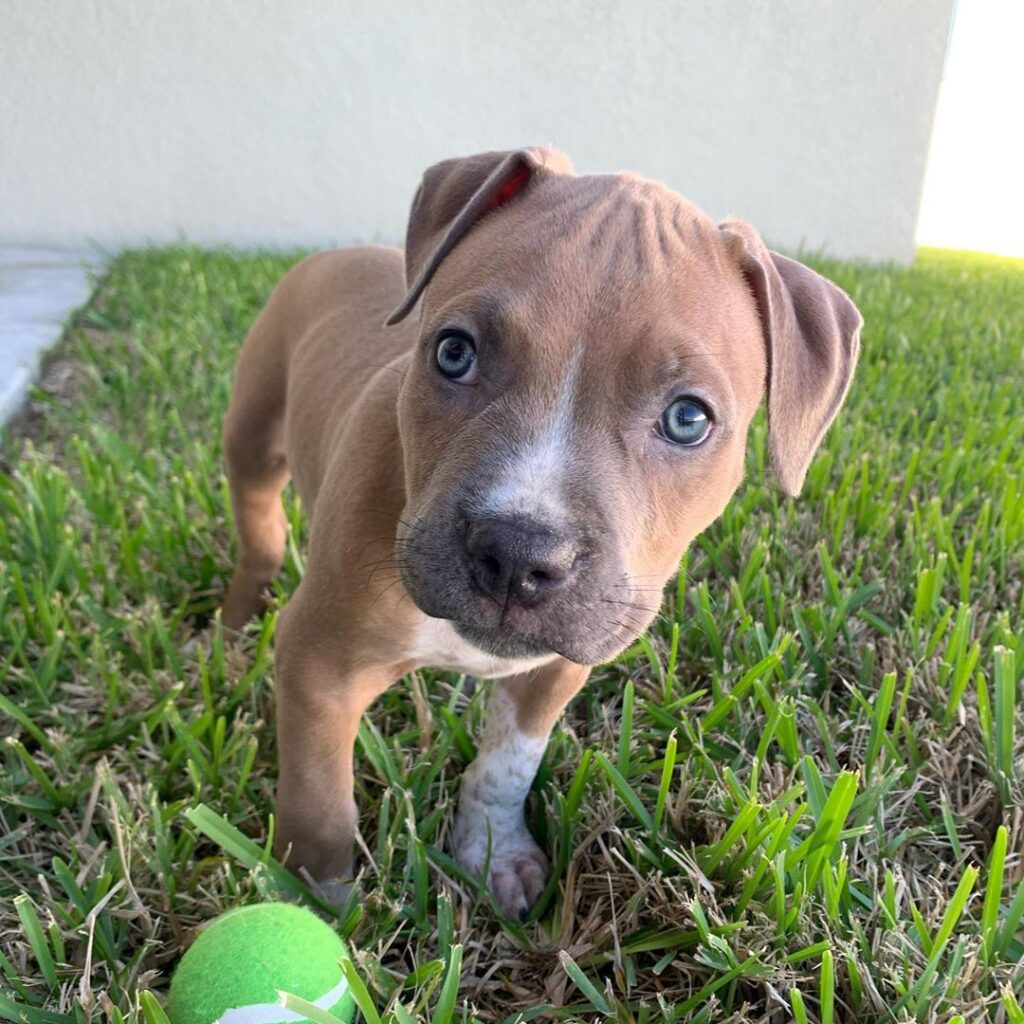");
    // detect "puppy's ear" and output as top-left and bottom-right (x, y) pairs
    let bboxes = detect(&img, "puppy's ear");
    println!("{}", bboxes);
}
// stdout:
(386, 146), (574, 325)
(720, 219), (862, 496)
